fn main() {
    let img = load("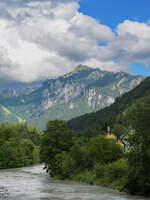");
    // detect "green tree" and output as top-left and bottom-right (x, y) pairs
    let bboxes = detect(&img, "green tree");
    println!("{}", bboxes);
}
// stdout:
(0, 122), (41, 169)
(125, 102), (150, 196)
(83, 134), (123, 167)
(40, 120), (74, 177)
(0, 124), (24, 168)
(54, 134), (124, 180)
(112, 124), (126, 137)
